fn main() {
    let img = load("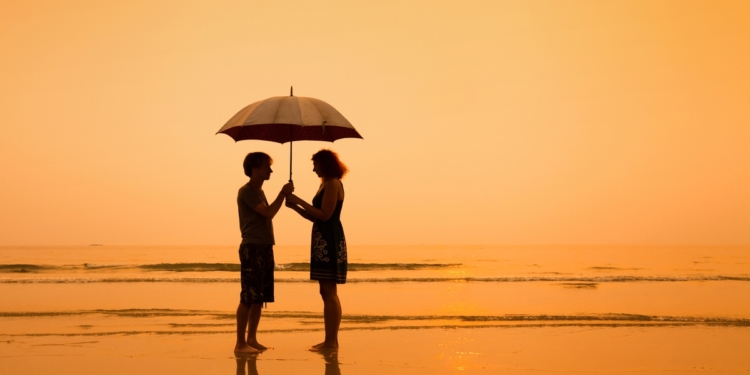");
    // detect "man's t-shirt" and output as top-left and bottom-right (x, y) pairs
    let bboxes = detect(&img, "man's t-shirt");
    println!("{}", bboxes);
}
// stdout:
(237, 183), (275, 245)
